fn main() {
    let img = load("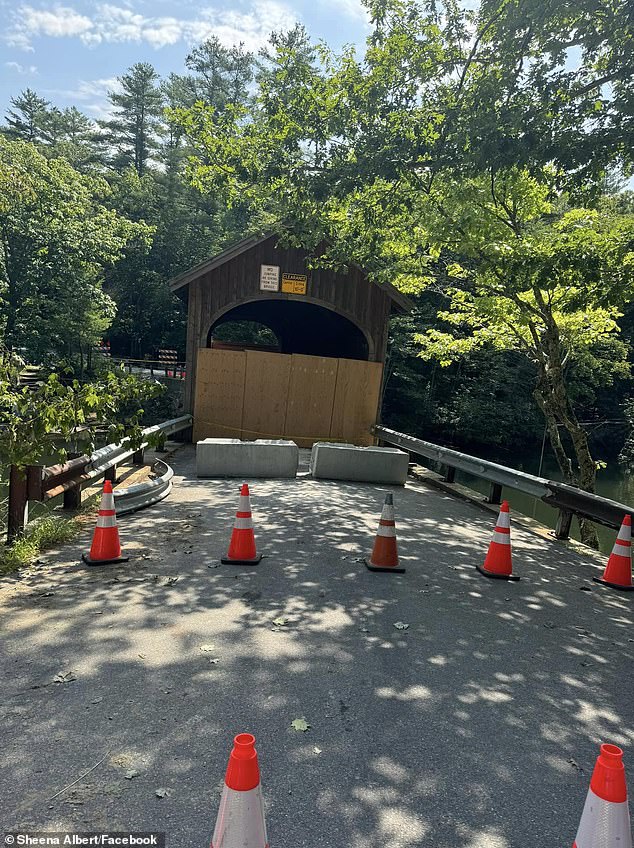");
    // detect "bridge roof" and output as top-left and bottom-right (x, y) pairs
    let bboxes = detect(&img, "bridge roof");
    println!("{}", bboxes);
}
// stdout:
(167, 232), (414, 313)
